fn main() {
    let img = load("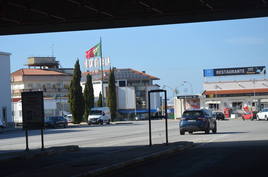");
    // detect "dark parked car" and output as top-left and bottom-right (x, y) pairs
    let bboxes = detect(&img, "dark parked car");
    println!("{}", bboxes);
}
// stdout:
(213, 112), (225, 120)
(179, 109), (217, 135)
(45, 116), (68, 128)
